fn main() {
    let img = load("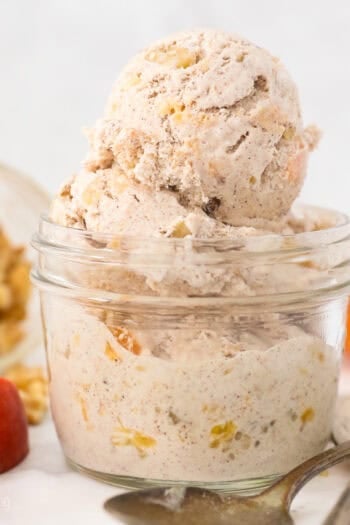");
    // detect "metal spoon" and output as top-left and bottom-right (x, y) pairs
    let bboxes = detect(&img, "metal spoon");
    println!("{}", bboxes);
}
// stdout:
(105, 441), (350, 525)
